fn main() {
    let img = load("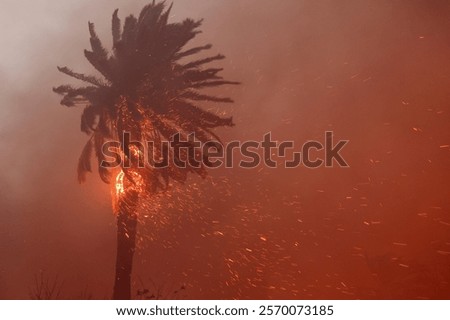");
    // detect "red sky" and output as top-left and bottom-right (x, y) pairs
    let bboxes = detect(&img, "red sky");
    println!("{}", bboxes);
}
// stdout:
(0, 0), (449, 299)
